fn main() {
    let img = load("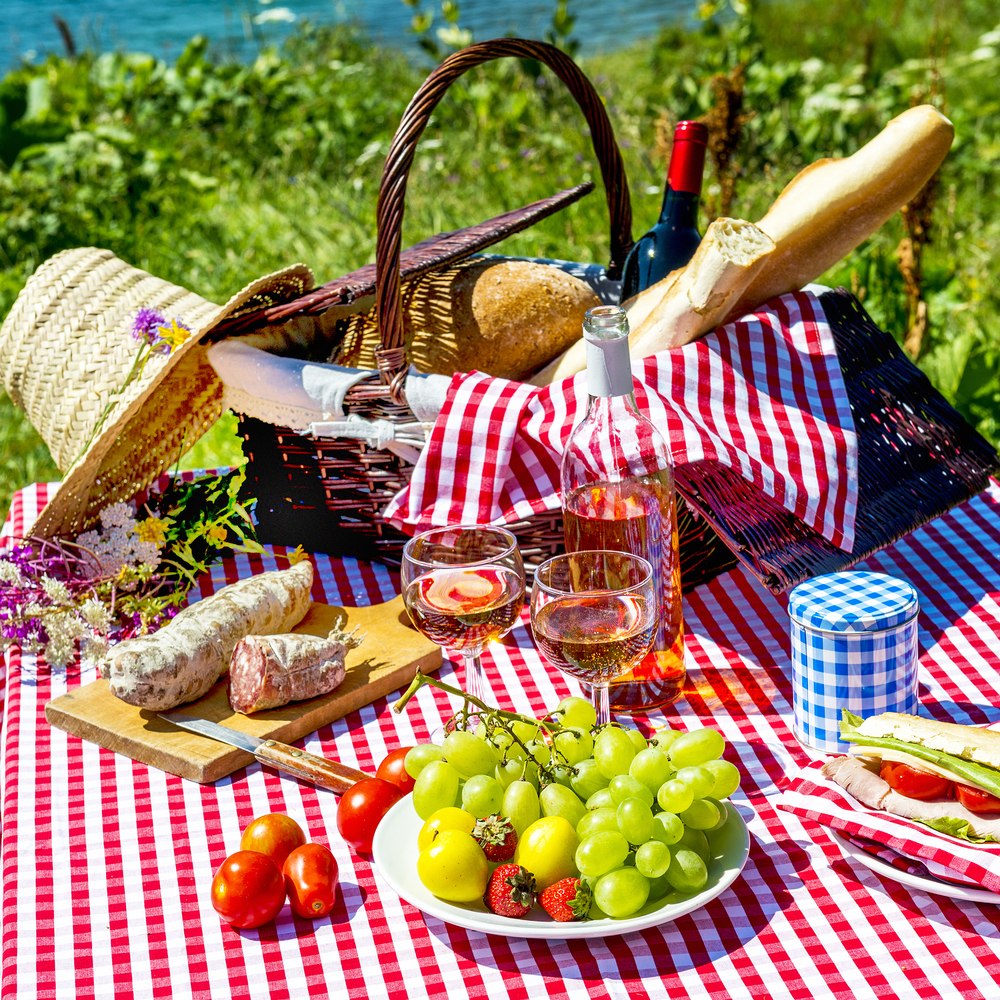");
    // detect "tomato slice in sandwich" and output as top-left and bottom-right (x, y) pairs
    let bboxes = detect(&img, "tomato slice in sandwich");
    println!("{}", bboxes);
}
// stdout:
(954, 783), (1000, 815)
(879, 760), (952, 801)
